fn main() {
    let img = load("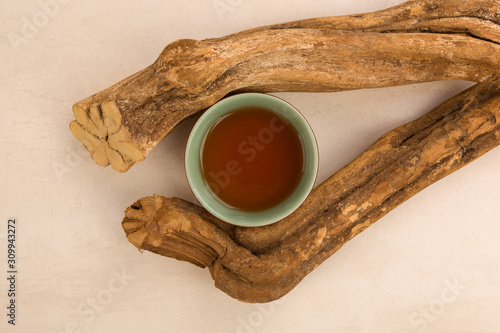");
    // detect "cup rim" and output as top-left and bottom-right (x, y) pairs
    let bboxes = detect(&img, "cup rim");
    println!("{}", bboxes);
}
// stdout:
(185, 93), (318, 227)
